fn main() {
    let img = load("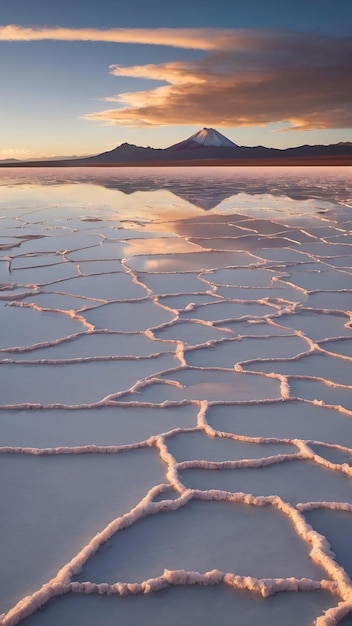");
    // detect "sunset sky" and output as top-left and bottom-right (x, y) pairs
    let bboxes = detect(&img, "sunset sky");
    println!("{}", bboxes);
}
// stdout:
(1, 0), (351, 159)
